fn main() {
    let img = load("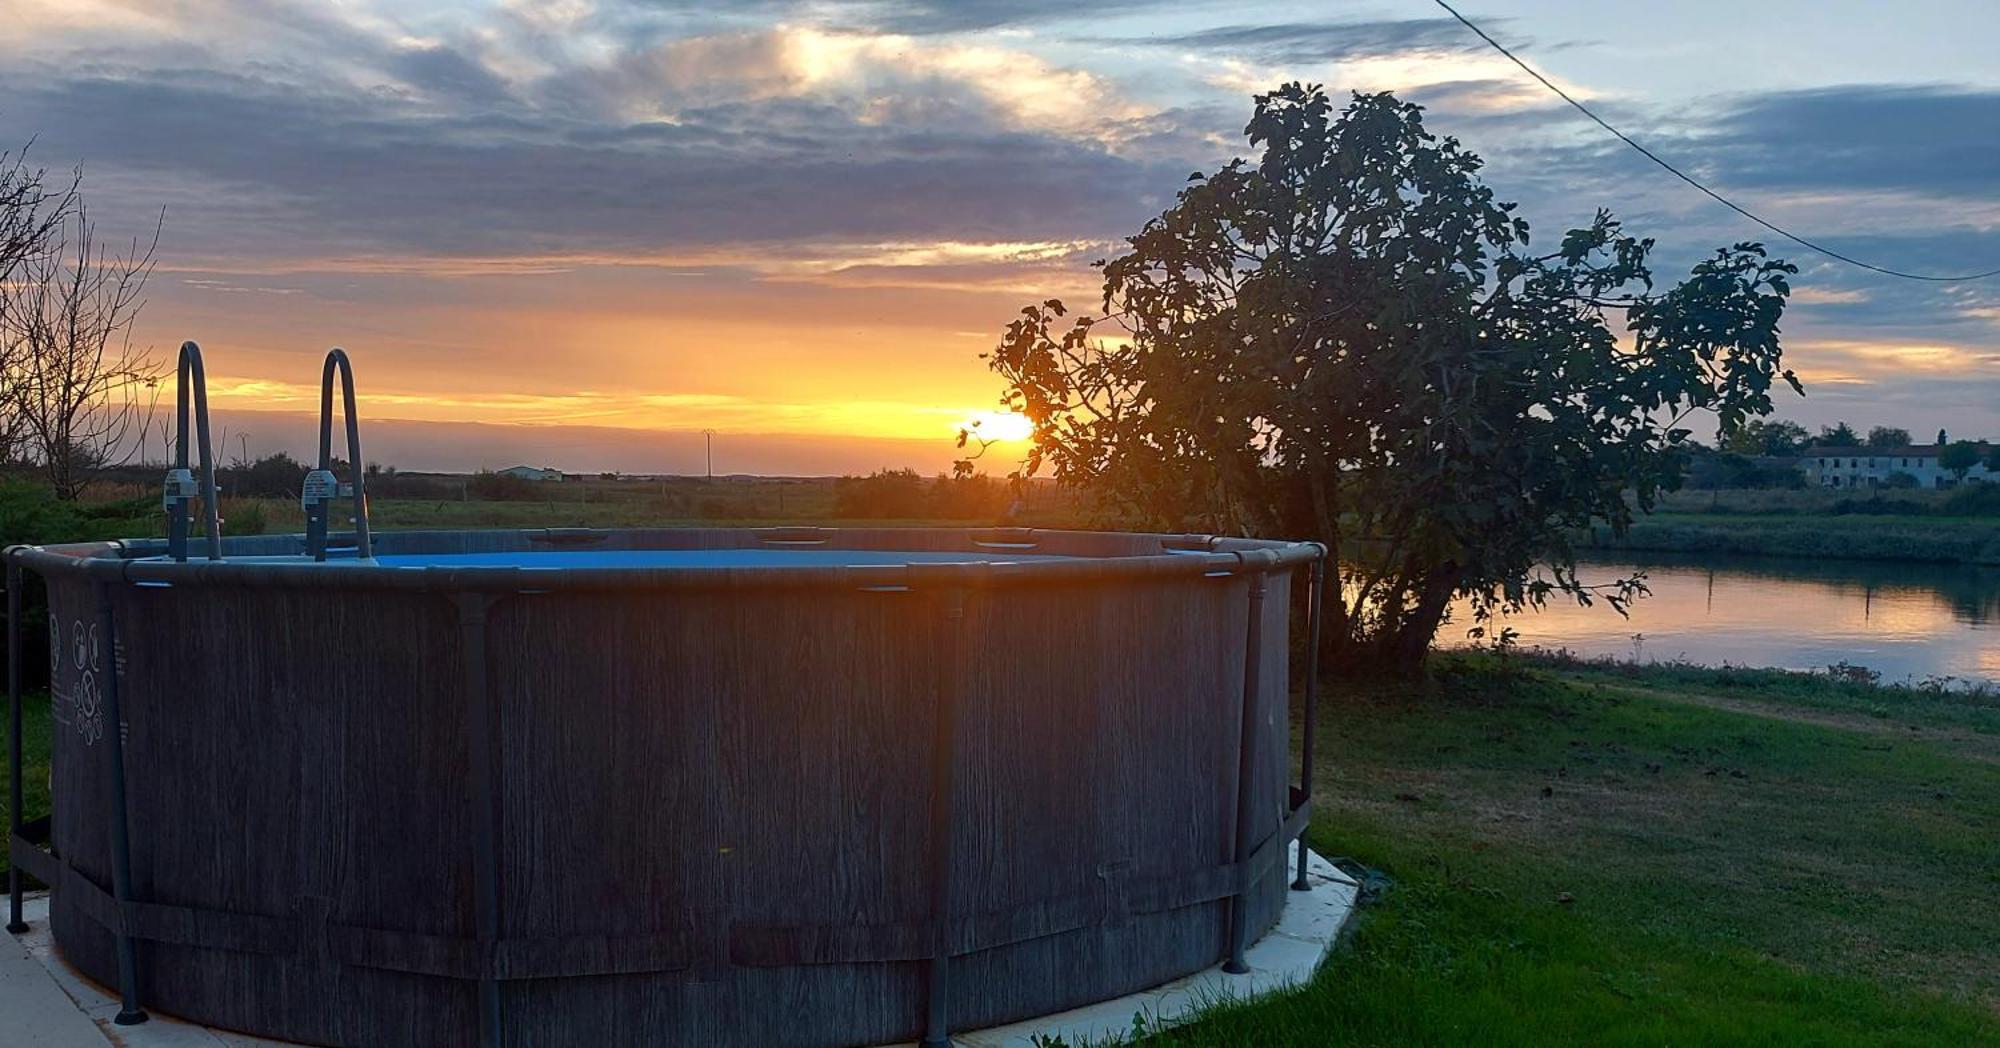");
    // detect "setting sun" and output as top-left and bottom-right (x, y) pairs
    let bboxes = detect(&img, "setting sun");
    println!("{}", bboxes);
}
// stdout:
(965, 410), (1035, 443)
